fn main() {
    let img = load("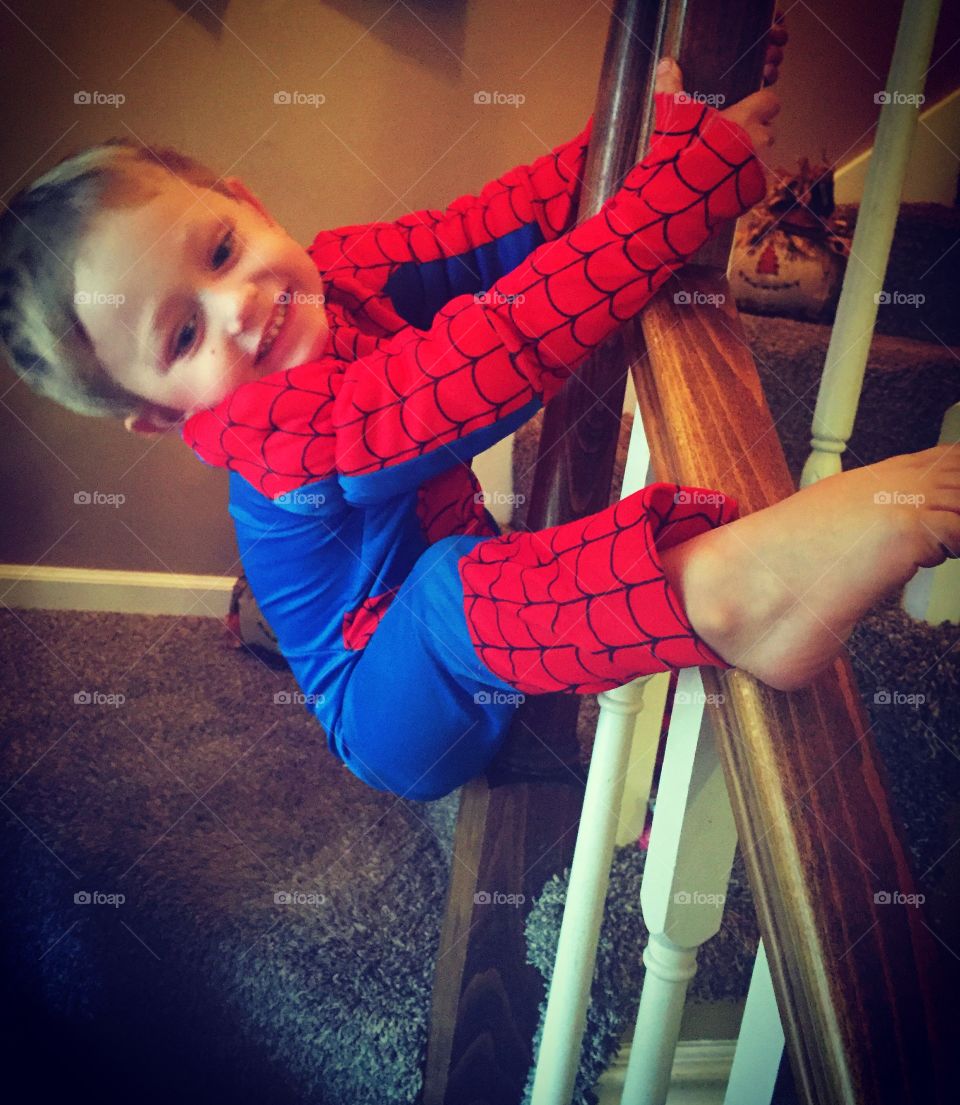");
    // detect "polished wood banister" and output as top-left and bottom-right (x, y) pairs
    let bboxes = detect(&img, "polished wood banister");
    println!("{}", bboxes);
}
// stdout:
(629, 265), (956, 1104)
